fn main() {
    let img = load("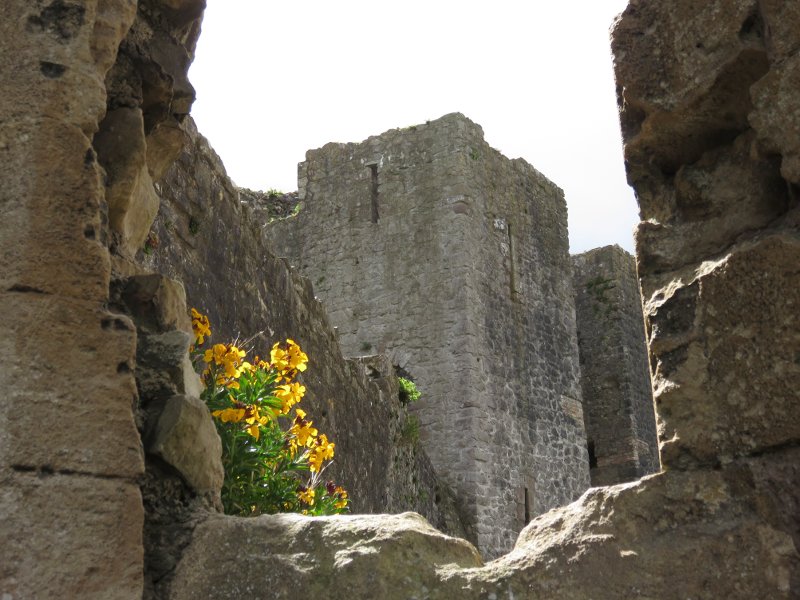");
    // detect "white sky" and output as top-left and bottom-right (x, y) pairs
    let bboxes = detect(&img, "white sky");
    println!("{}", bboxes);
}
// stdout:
(189, 1), (636, 254)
